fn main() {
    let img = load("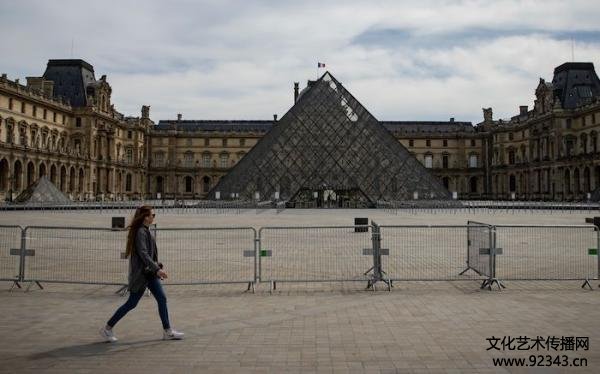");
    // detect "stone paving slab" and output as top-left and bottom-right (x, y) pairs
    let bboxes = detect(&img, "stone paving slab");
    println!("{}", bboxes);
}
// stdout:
(0, 281), (598, 373)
